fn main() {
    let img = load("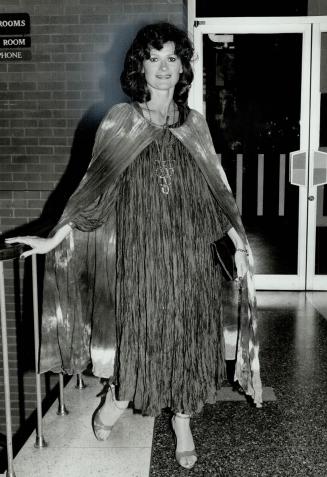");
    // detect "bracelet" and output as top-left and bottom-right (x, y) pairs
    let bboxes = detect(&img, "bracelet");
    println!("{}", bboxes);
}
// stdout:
(235, 248), (249, 256)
